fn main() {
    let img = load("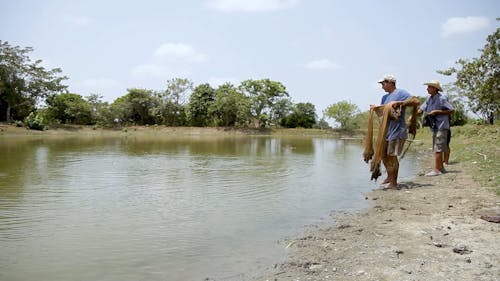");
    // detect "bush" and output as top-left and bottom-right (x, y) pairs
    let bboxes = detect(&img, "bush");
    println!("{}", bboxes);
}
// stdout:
(24, 112), (48, 131)
(14, 120), (24, 127)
